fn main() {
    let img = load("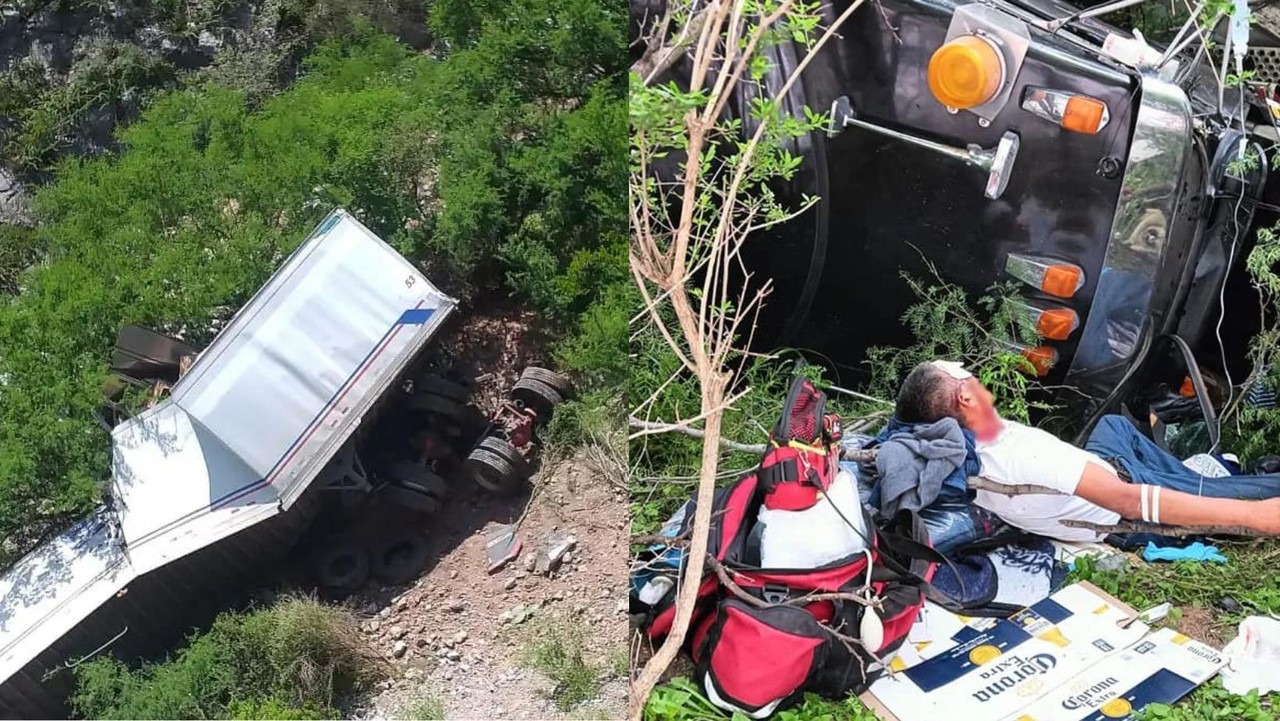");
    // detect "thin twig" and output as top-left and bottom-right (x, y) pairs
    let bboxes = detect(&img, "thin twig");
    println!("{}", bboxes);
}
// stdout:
(628, 416), (768, 453)
(1060, 519), (1266, 538)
